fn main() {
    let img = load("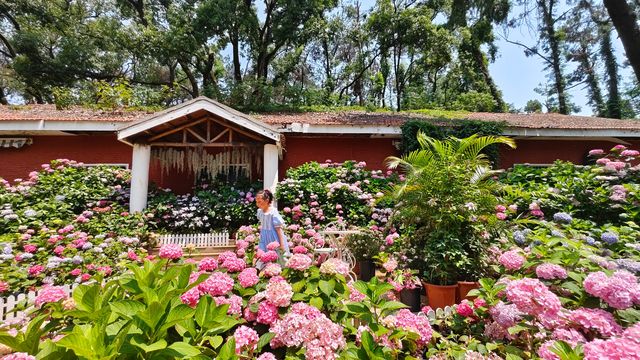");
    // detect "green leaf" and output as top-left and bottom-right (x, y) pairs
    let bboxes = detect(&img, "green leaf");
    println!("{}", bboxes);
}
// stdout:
(257, 332), (275, 352)
(166, 342), (202, 358)
(319, 279), (335, 296)
(73, 284), (100, 313)
(110, 300), (145, 319)
(204, 335), (223, 349)
(381, 301), (408, 314)
(131, 338), (167, 353)
(310, 296), (323, 309)
(216, 338), (237, 360)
